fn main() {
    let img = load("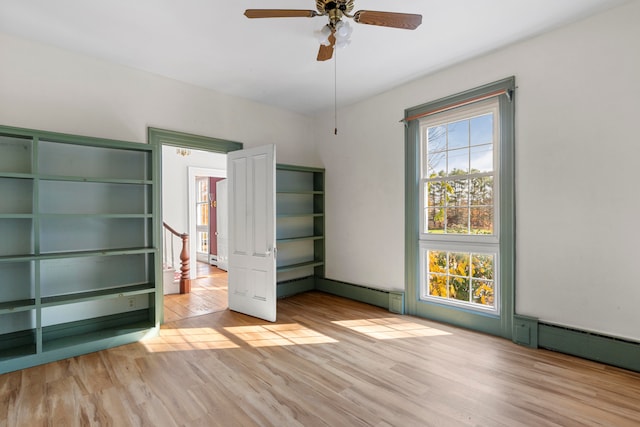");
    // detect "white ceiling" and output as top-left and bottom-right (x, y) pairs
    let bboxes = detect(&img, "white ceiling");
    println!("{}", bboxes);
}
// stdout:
(0, 0), (629, 114)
